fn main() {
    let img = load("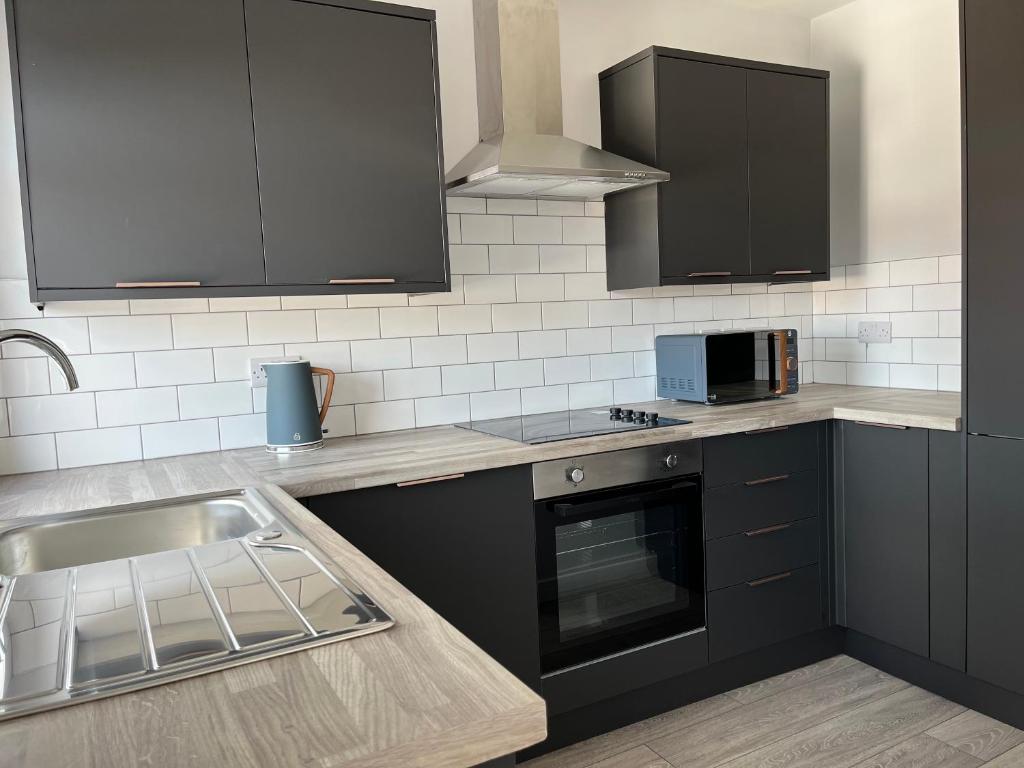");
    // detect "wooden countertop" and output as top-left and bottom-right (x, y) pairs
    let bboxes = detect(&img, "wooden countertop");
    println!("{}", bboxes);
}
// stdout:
(0, 383), (959, 767)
